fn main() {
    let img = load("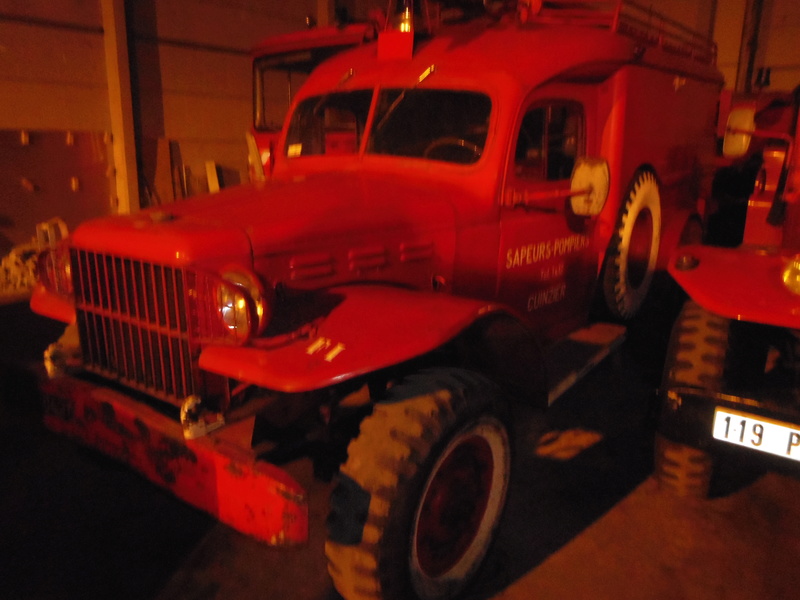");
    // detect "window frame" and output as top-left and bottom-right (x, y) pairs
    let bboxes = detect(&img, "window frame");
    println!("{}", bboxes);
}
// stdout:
(511, 100), (585, 183)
